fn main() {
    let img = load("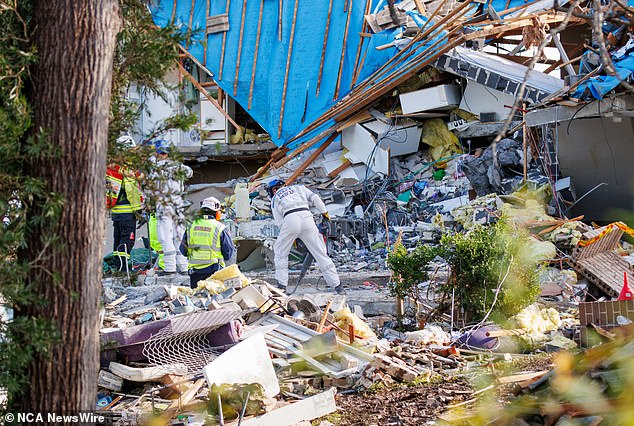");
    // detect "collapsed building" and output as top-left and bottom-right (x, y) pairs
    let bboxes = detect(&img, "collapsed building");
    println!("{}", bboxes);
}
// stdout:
(97, 0), (634, 424)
